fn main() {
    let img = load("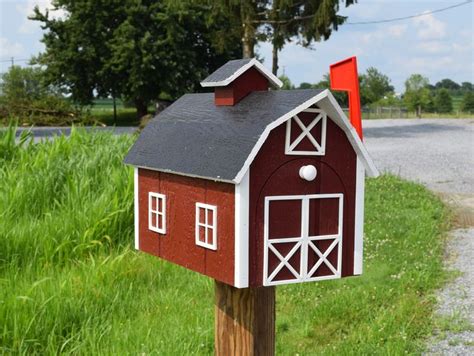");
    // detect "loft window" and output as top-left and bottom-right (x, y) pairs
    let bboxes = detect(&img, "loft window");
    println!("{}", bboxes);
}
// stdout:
(285, 109), (327, 156)
(148, 192), (166, 234)
(195, 203), (217, 250)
